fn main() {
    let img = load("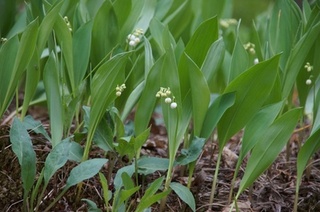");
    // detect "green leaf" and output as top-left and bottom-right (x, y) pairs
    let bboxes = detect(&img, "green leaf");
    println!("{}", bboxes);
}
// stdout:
(68, 141), (84, 162)
(22, 115), (50, 141)
(44, 139), (72, 184)
(135, 177), (169, 212)
(114, 164), (135, 190)
(43, 52), (63, 146)
(296, 127), (320, 194)
(269, 0), (301, 69)
(170, 182), (195, 212)
(84, 52), (130, 160)
(137, 157), (169, 175)
(0, 19), (39, 117)
(37, 1), (63, 52)
(184, 53), (210, 136)
(228, 36), (248, 82)
(99, 172), (112, 204)
(91, 0), (118, 66)
(122, 172), (135, 190)
(240, 101), (284, 162)
(21, 49), (40, 119)
(9, 117), (36, 193)
(134, 55), (164, 135)
(73, 20), (93, 86)
(282, 22), (320, 99)
(218, 54), (280, 148)
(81, 199), (102, 212)
(200, 93), (235, 139)
(201, 38), (225, 85)
(134, 127), (150, 151)
(66, 158), (108, 188)
(236, 108), (301, 198)
(176, 137), (206, 165)
(185, 16), (219, 67)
